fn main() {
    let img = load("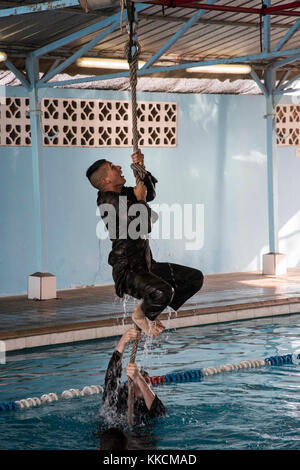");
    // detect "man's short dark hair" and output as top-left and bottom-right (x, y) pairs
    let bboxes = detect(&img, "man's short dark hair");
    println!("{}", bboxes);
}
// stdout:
(140, 369), (150, 384)
(100, 427), (128, 450)
(86, 159), (107, 189)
